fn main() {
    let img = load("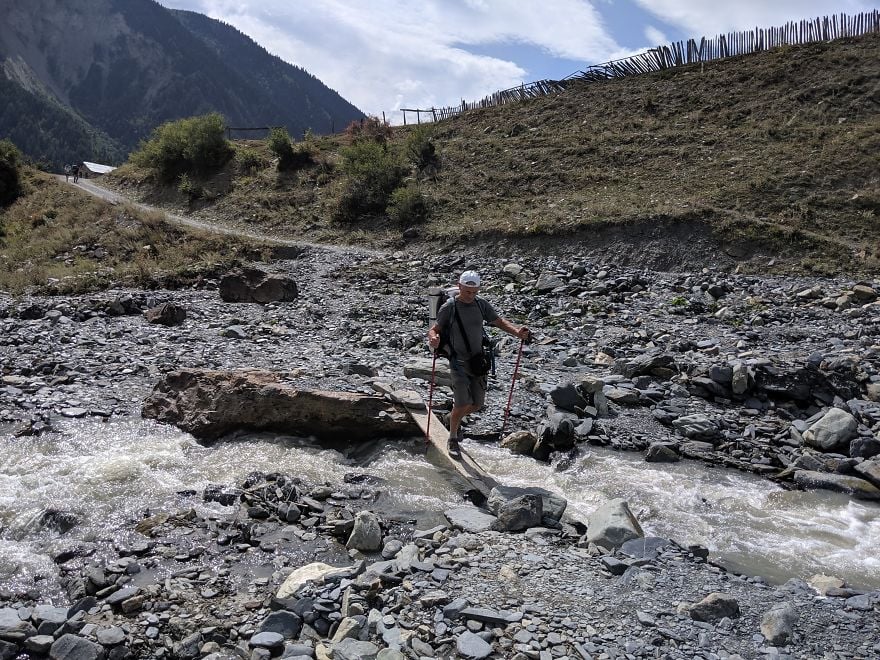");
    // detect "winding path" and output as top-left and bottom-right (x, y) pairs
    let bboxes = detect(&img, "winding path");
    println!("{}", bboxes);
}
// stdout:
(62, 176), (383, 256)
